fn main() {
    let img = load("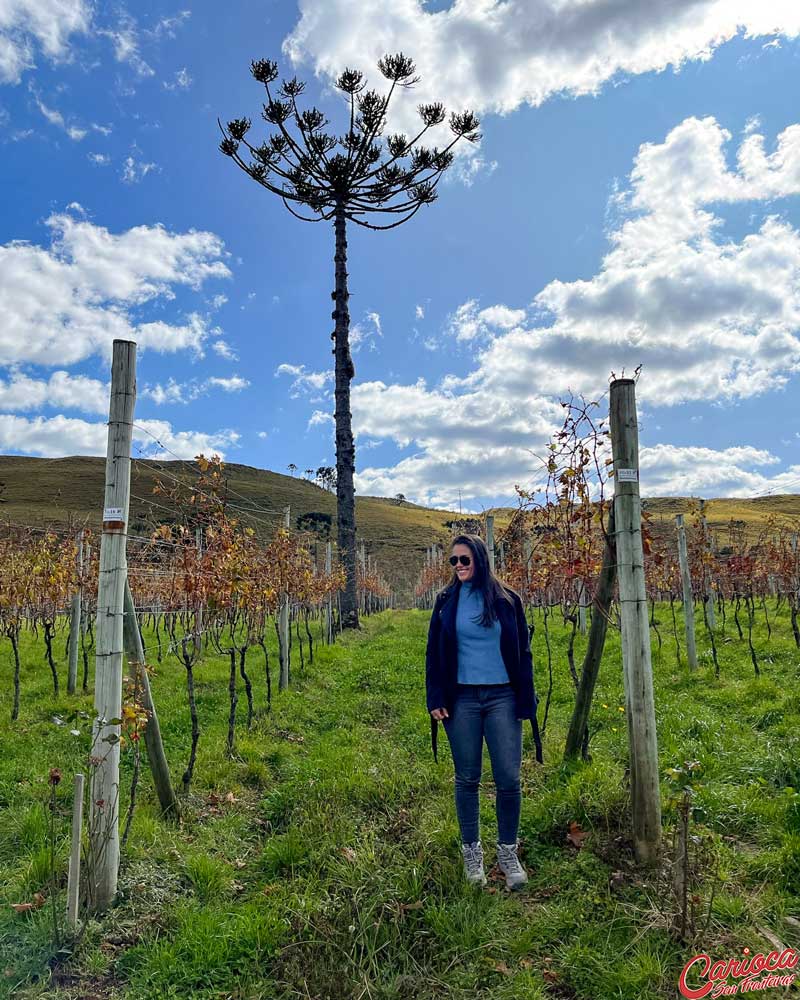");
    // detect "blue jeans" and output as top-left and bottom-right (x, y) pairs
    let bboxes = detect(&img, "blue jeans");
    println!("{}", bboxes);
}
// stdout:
(442, 683), (522, 845)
